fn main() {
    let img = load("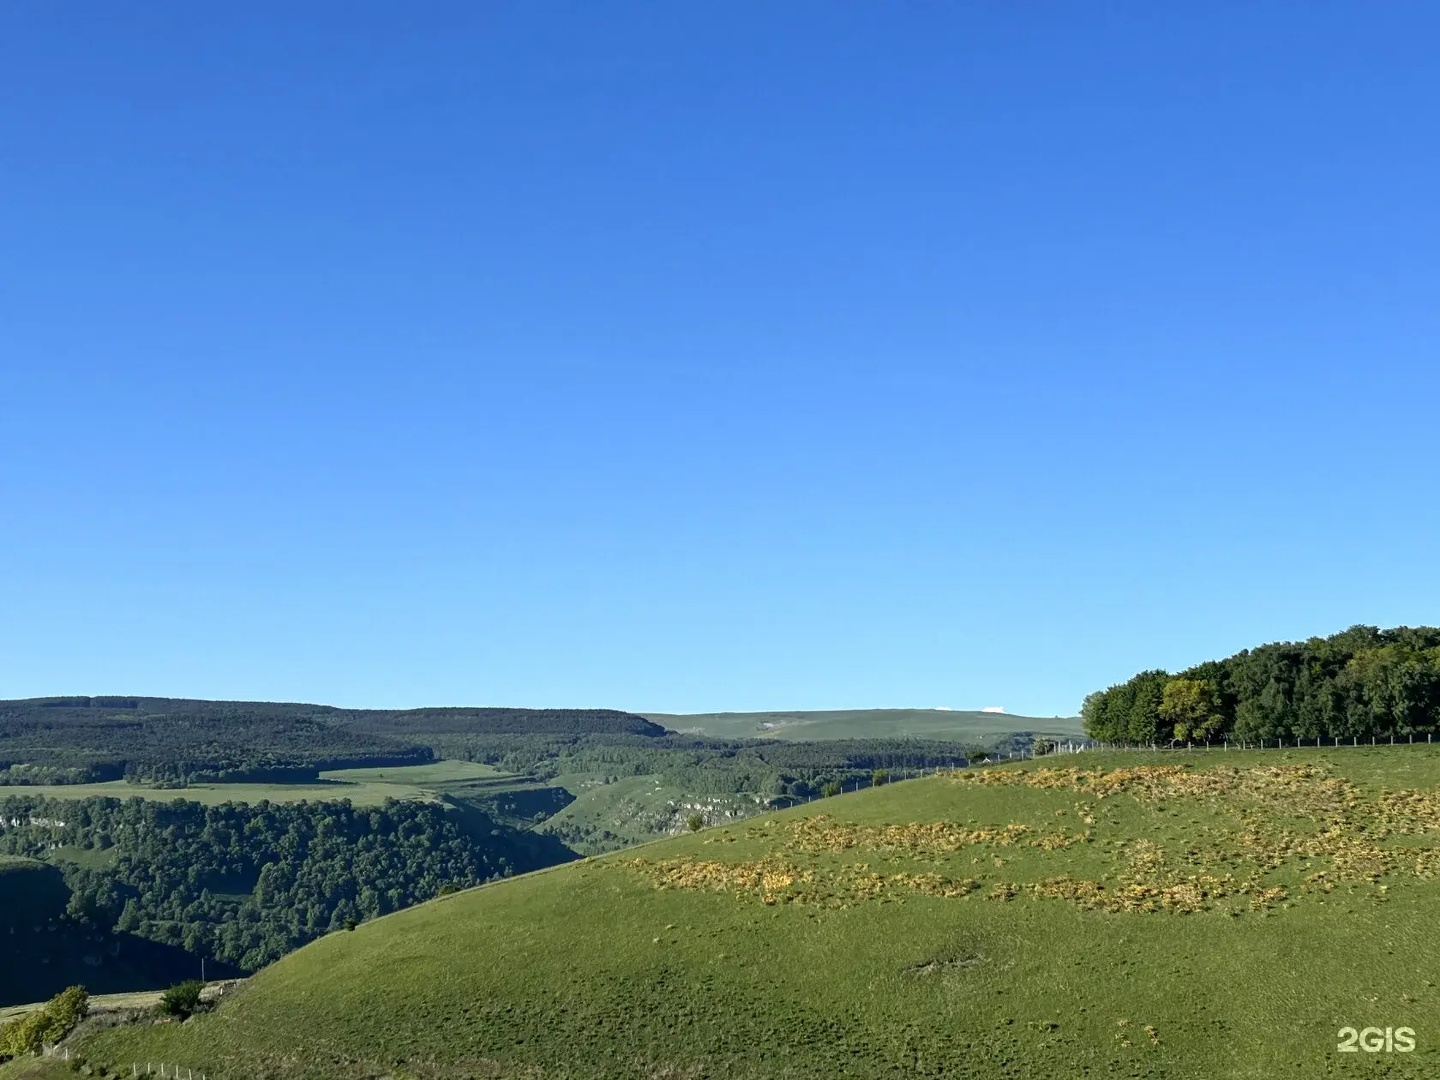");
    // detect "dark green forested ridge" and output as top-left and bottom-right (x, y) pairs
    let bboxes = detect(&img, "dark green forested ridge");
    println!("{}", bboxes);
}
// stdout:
(0, 698), (666, 785)
(1083, 624), (1440, 744)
